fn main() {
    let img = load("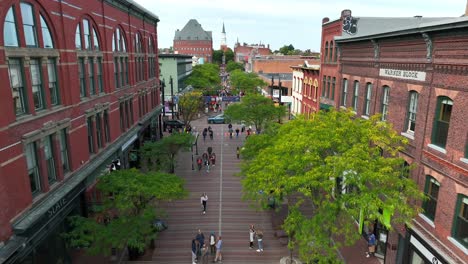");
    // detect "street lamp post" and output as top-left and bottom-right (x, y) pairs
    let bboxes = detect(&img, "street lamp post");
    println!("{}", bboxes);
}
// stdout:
(170, 76), (175, 119)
